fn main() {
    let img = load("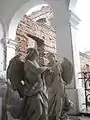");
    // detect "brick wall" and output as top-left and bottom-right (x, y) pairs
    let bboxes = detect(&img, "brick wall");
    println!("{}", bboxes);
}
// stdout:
(16, 15), (56, 65)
